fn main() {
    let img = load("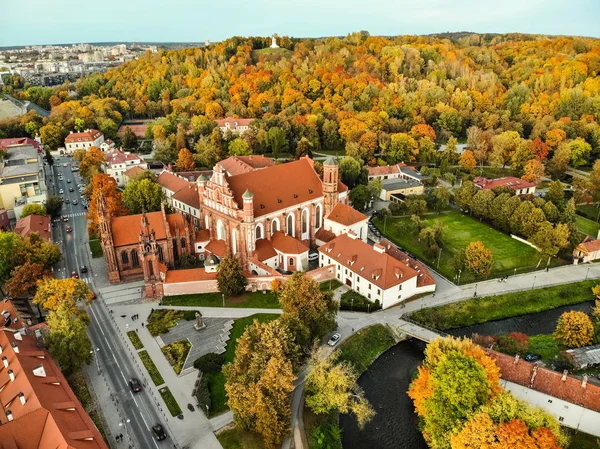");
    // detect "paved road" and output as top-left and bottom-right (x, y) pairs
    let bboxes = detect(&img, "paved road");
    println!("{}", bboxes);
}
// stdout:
(49, 157), (175, 449)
